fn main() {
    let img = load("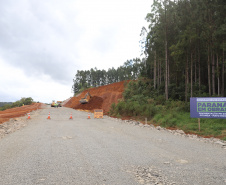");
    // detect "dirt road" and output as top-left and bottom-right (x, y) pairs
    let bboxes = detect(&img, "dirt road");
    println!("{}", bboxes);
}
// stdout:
(0, 107), (225, 185)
